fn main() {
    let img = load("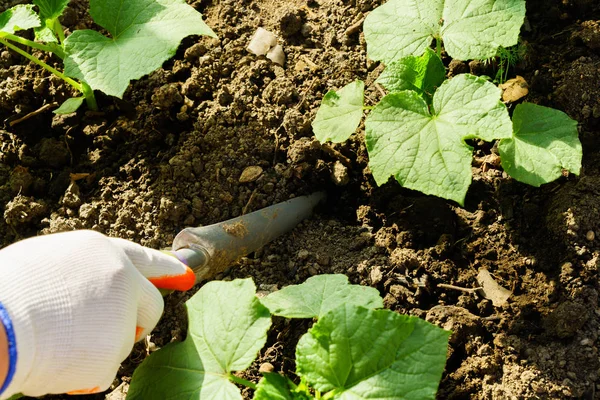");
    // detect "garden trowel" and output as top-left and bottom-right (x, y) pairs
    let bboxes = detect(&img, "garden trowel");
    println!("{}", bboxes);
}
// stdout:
(165, 192), (325, 283)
